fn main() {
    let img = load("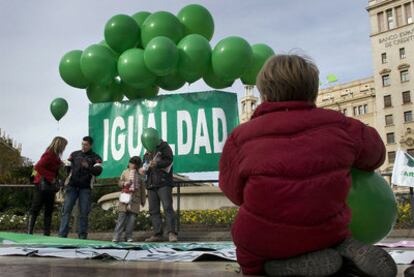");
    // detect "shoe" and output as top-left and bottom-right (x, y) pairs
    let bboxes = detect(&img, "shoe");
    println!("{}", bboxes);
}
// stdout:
(405, 265), (414, 277)
(127, 238), (134, 243)
(336, 238), (397, 277)
(168, 232), (178, 242)
(145, 235), (163, 242)
(264, 249), (342, 277)
(112, 239), (119, 243)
